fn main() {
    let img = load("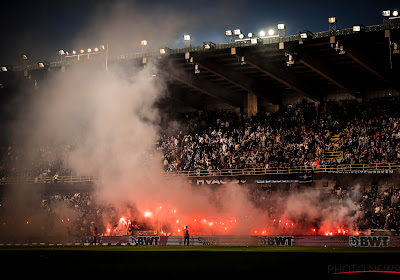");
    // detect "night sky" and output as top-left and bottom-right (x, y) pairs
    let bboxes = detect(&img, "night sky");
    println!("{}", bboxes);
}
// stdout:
(0, 0), (398, 66)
